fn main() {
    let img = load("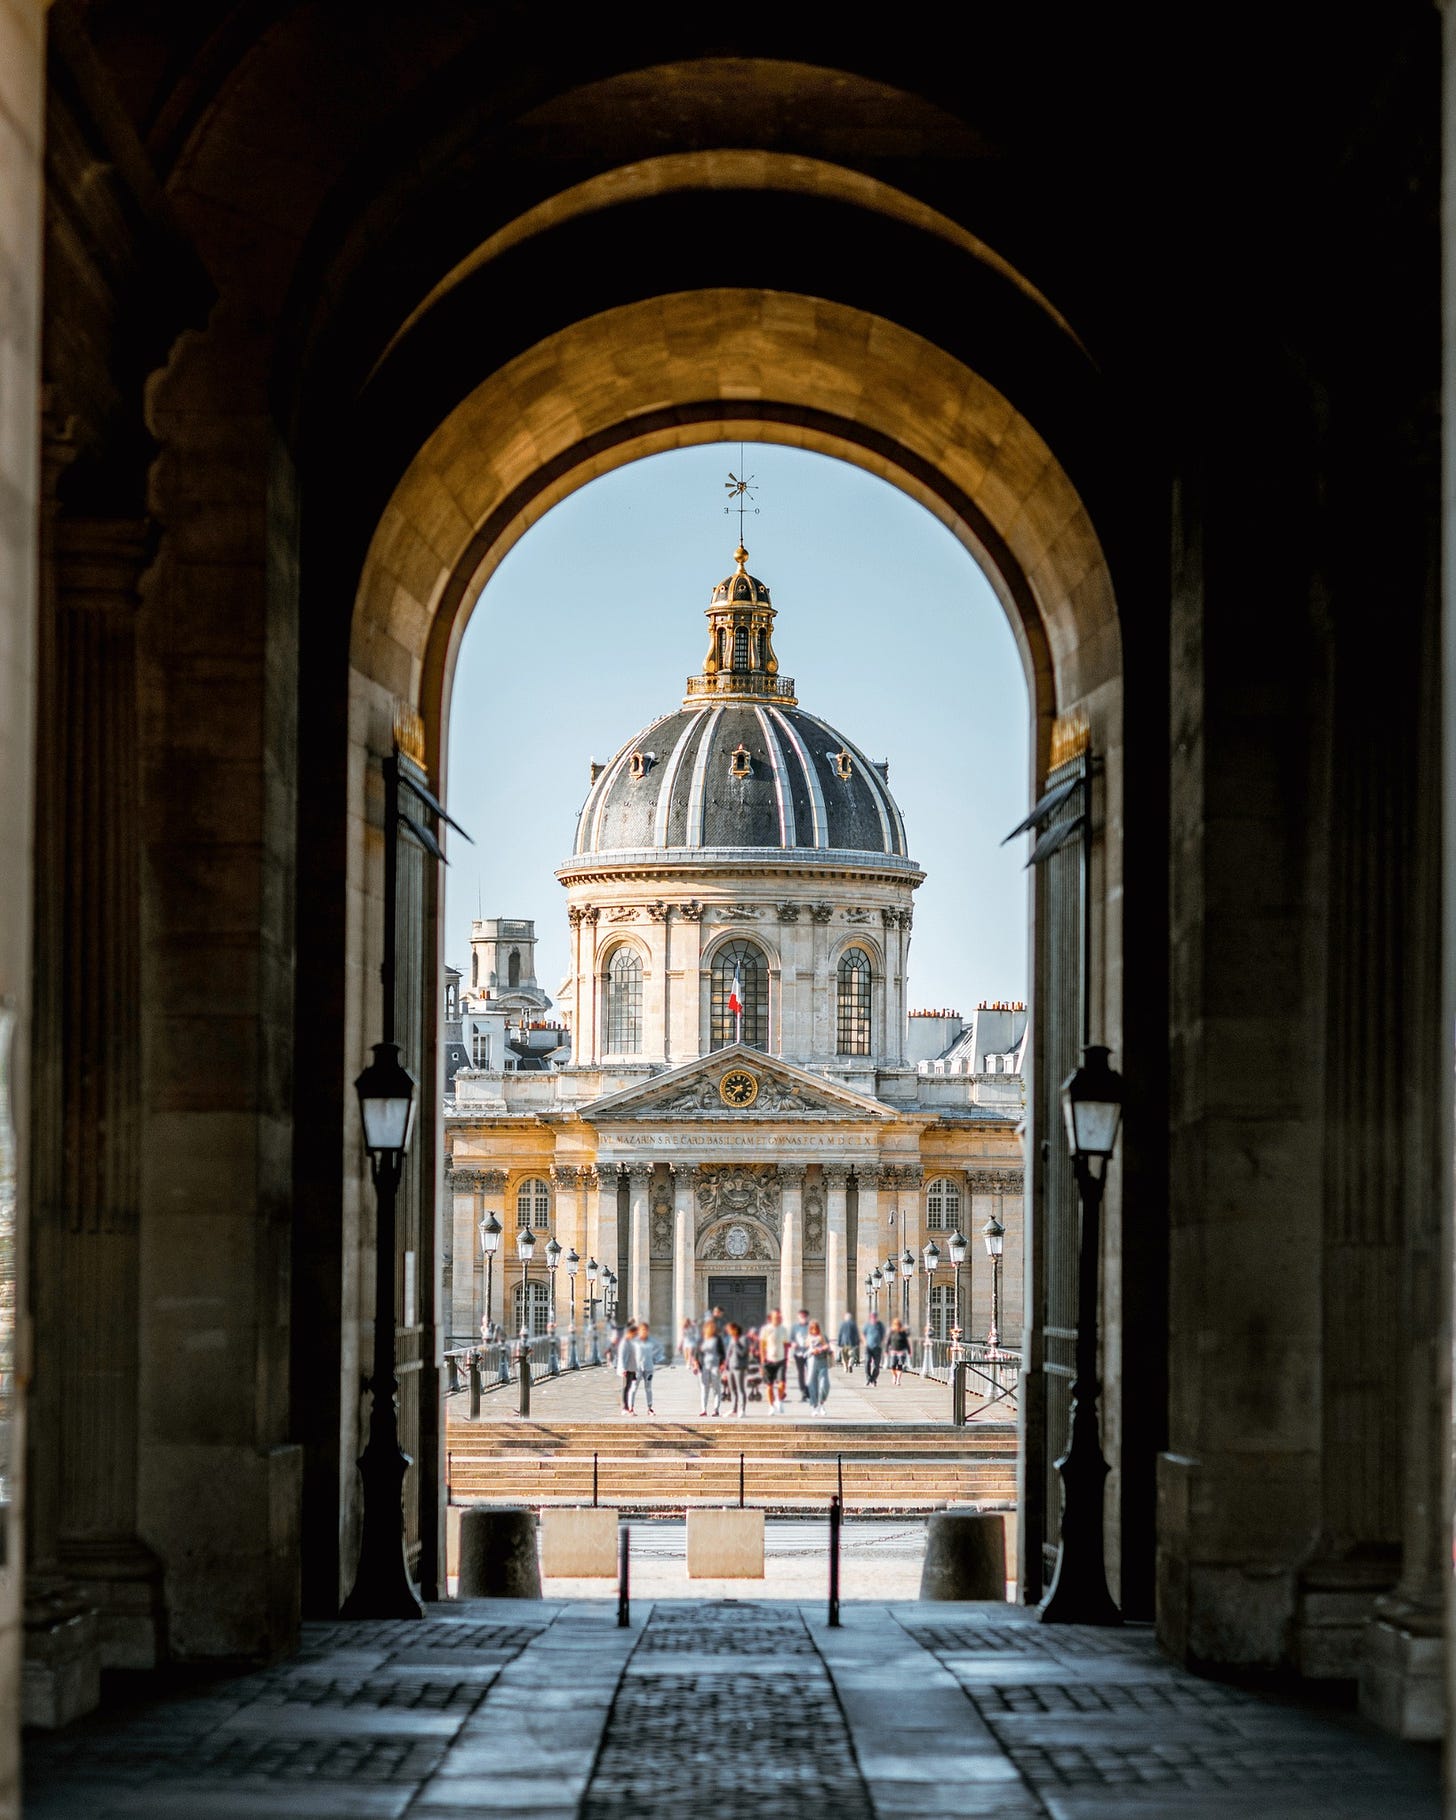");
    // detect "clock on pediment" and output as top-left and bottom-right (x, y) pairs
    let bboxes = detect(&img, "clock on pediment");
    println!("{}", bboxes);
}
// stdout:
(719, 1068), (759, 1109)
